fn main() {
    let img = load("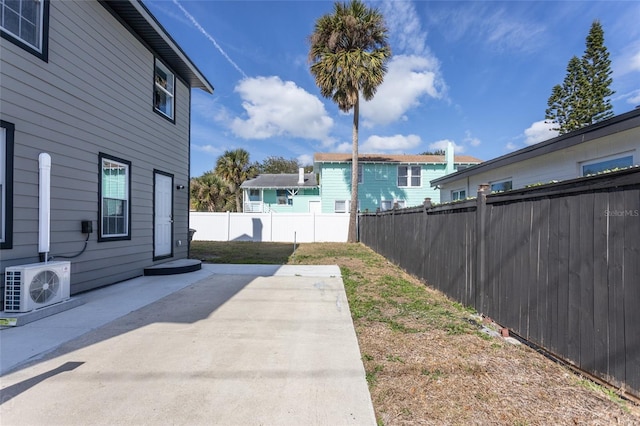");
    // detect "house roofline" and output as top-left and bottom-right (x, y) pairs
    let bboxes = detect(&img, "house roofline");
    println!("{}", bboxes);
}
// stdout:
(101, 0), (214, 93)
(313, 153), (482, 165)
(431, 108), (640, 187)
